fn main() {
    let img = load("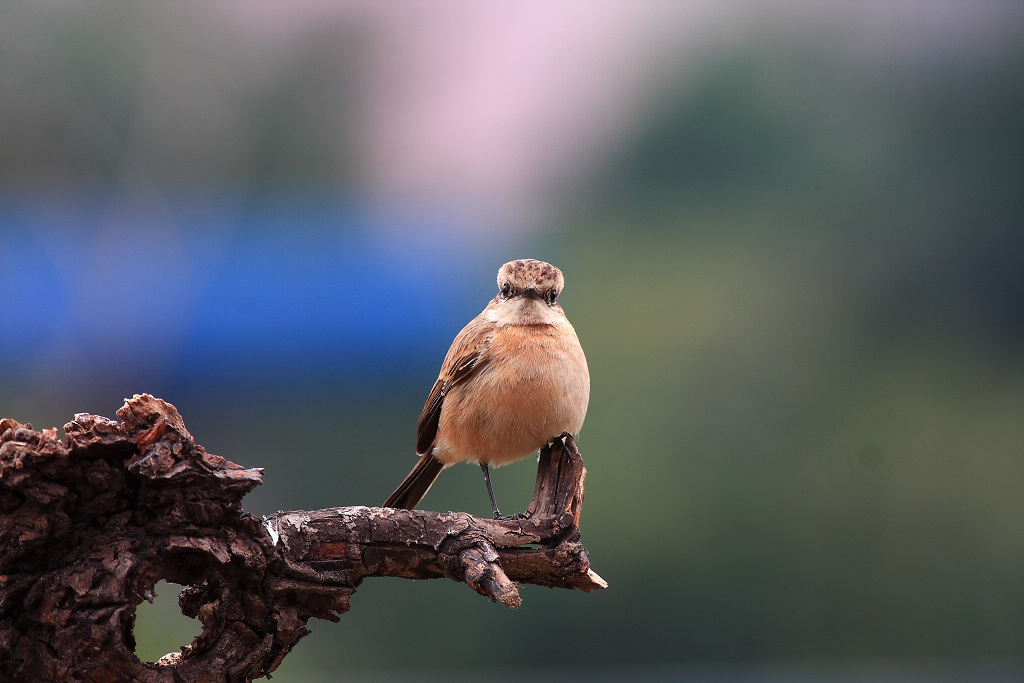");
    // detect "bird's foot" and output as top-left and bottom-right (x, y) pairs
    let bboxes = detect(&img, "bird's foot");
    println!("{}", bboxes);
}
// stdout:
(546, 432), (573, 450)
(493, 511), (527, 521)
